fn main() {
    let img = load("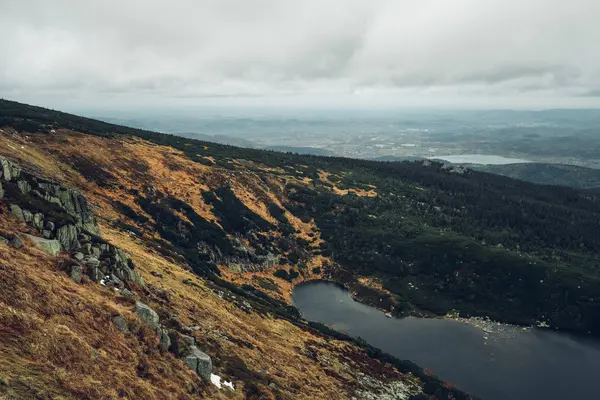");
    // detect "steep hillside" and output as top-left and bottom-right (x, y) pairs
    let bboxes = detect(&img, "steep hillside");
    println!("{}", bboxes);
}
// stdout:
(0, 101), (473, 399)
(3, 98), (600, 397)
